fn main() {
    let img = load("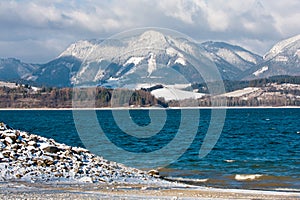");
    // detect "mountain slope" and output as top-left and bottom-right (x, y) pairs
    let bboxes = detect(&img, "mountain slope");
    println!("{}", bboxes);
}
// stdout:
(0, 58), (39, 81)
(242, 34), (300, 79)
(32, 56), (82, 87)
(202, 41), (263, 71)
